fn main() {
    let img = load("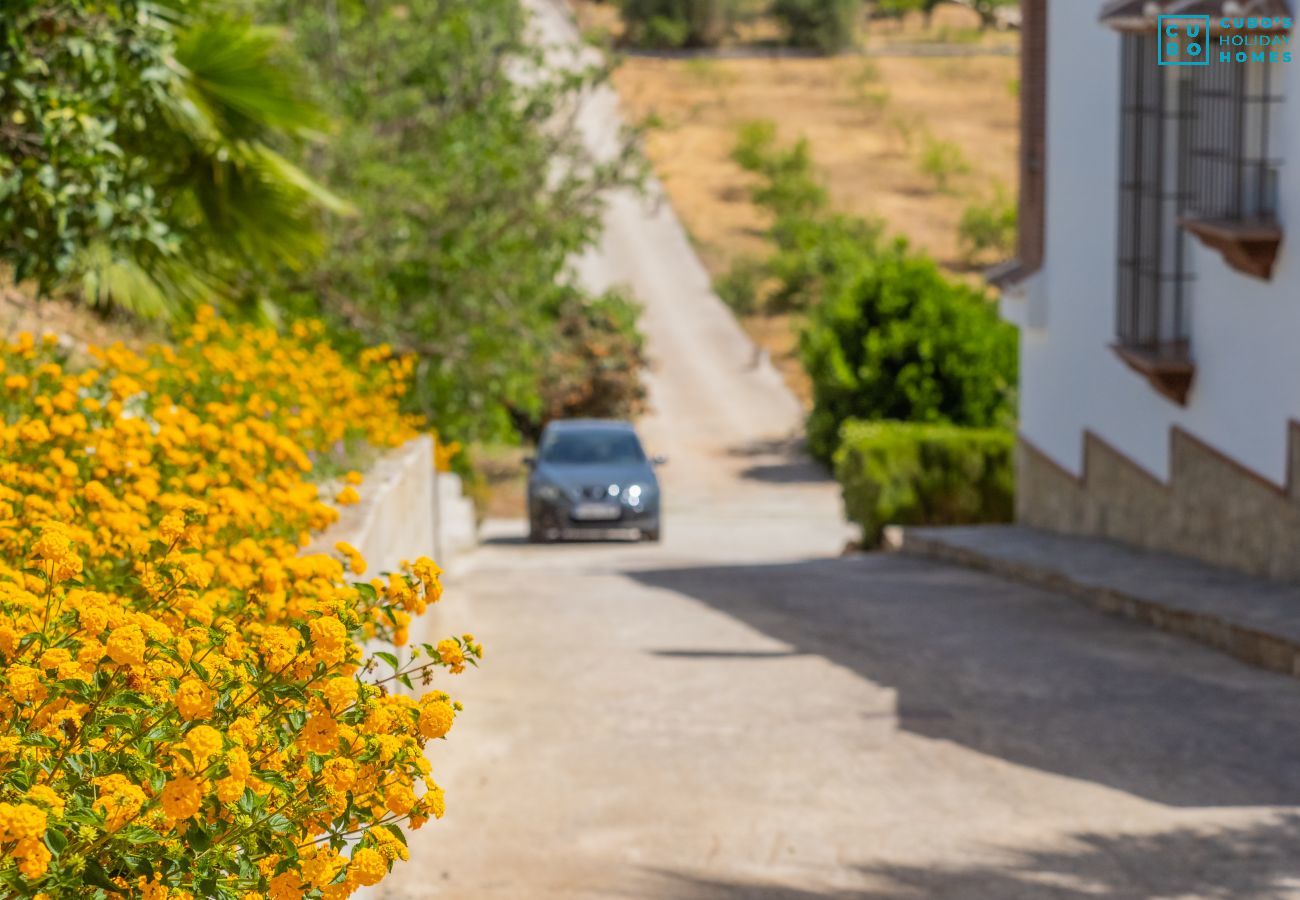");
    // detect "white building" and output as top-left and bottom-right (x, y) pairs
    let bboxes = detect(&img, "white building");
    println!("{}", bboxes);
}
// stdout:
(997, 0), (1300, 578)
